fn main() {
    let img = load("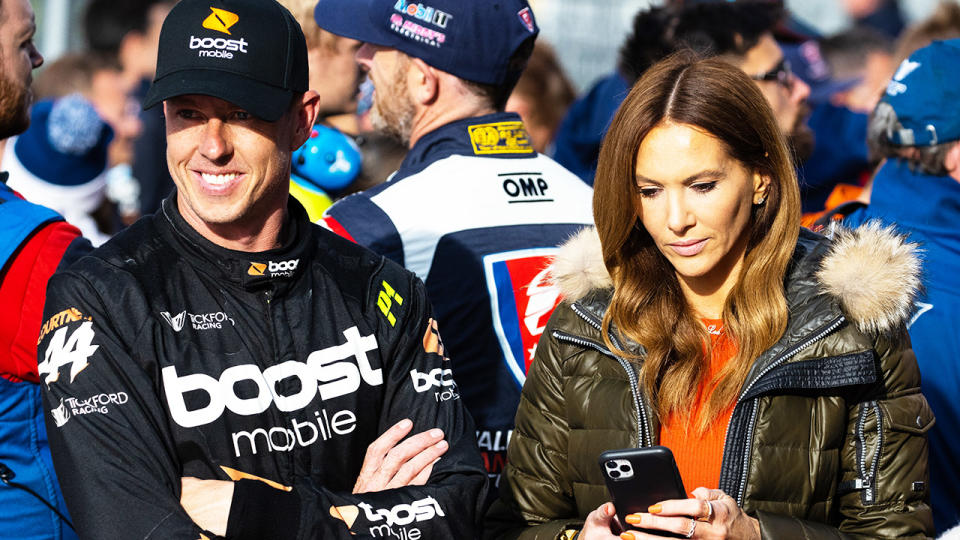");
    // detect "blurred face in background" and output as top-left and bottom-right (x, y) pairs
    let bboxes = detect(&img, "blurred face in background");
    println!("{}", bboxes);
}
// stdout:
(355, 43), (416, 145)
(89, 67), (143, 165)
(0, 0), (43, 139)
(309, 35), (364, 115)
(739, 33), (814, 160)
